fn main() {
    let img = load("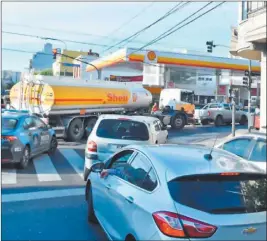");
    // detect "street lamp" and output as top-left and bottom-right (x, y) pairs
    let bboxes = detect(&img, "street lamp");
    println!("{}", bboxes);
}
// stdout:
(41, 37), (67, 50)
